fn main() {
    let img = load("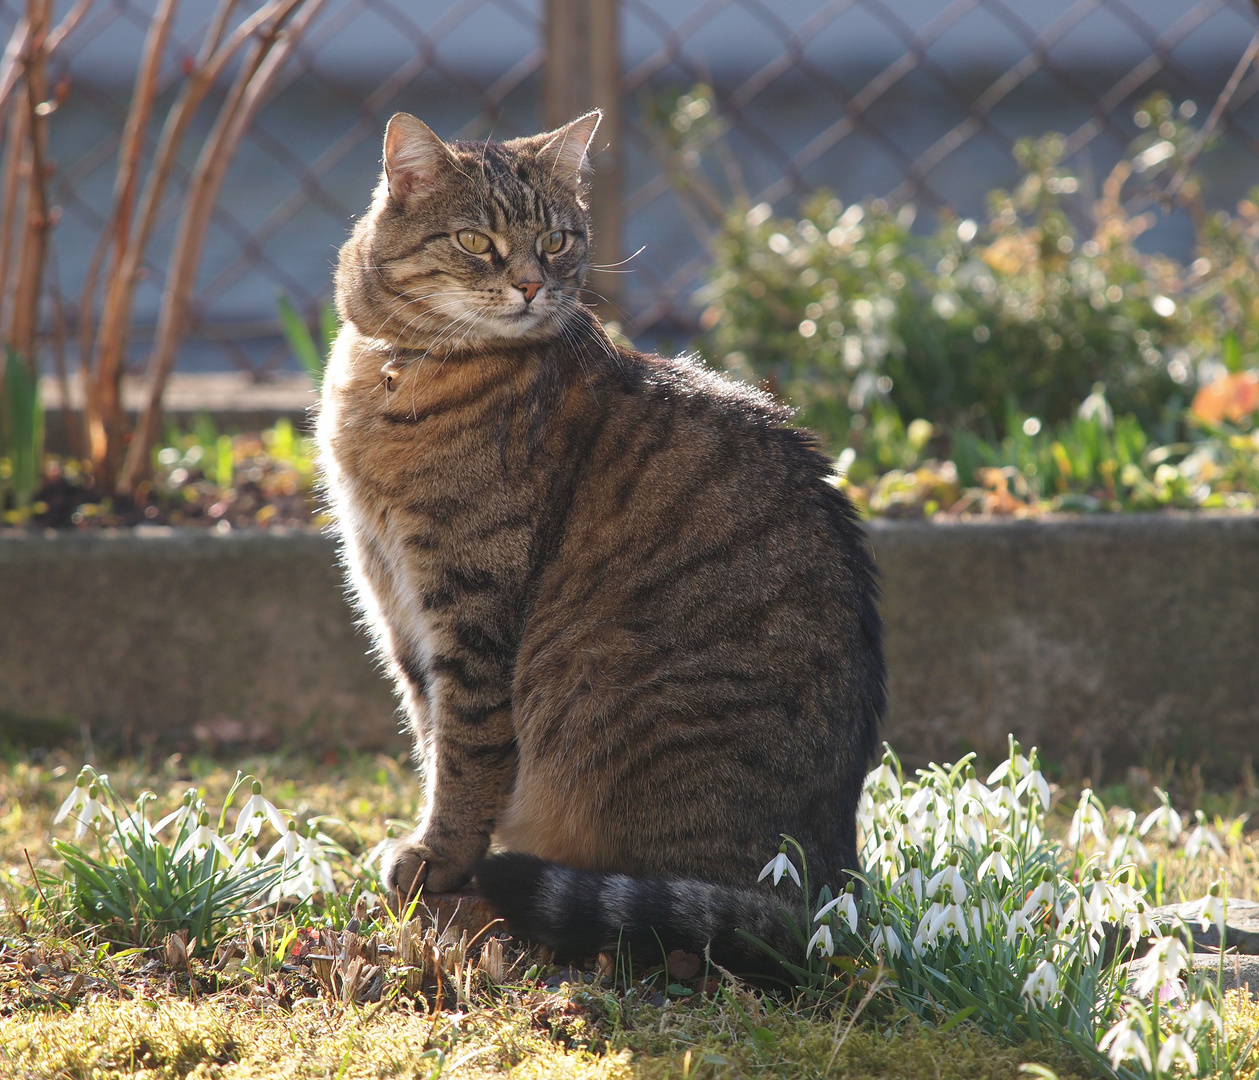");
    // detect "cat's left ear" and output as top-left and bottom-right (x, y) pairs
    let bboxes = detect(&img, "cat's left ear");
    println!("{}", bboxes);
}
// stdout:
(535, 110), (602, 192)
